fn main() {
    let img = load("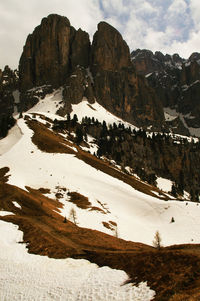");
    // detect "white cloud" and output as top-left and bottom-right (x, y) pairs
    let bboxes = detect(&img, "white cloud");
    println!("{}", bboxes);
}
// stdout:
(136, 1), (158, 15)
(167, 30), (200, 58)
(189, 0), (200, 29)
(101, 0), (129, 15)
(168, 0), (187, 14)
